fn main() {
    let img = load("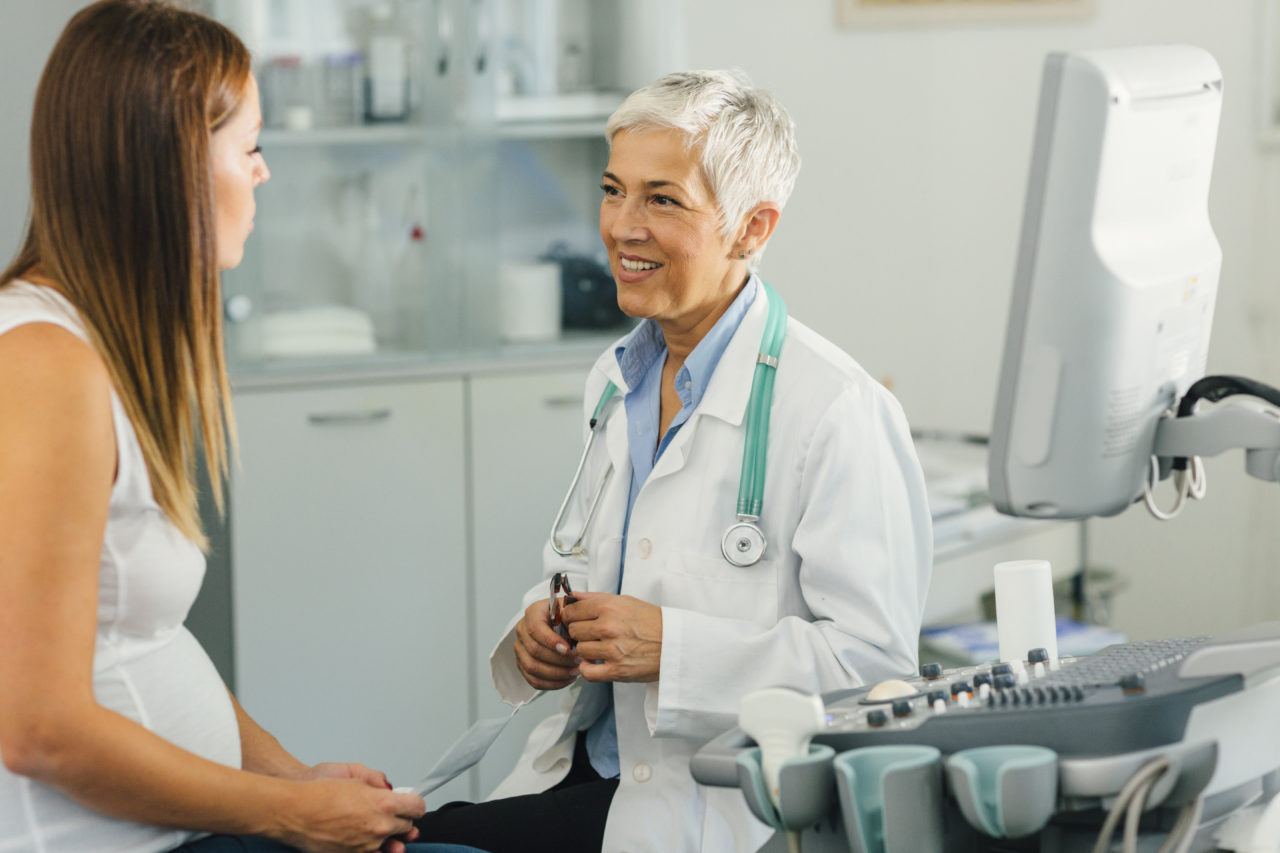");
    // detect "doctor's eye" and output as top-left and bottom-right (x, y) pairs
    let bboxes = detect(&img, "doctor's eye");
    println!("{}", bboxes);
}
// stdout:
(600, 183), (621, 198)
(249, 145), (263, 156)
